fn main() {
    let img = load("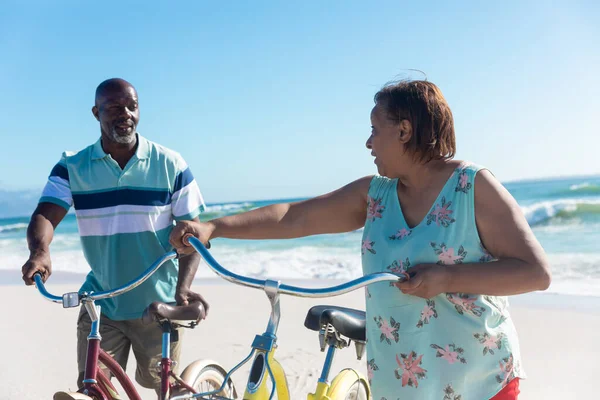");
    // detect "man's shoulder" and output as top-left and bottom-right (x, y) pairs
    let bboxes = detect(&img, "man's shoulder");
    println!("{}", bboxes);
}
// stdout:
(60, 142), (97, 164)
(143, 136), (188, 167)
